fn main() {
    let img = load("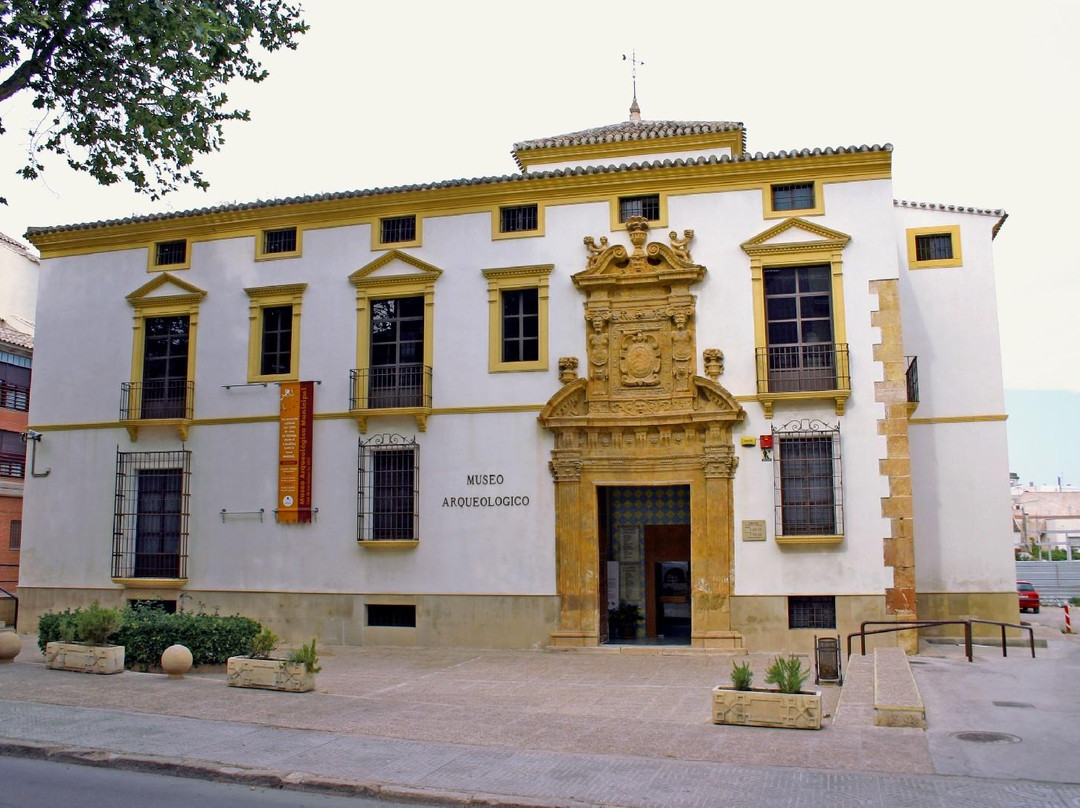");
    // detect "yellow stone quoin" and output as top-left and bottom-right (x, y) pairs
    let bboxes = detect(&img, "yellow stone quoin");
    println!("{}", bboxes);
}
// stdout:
(538, 218), (745, 649)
